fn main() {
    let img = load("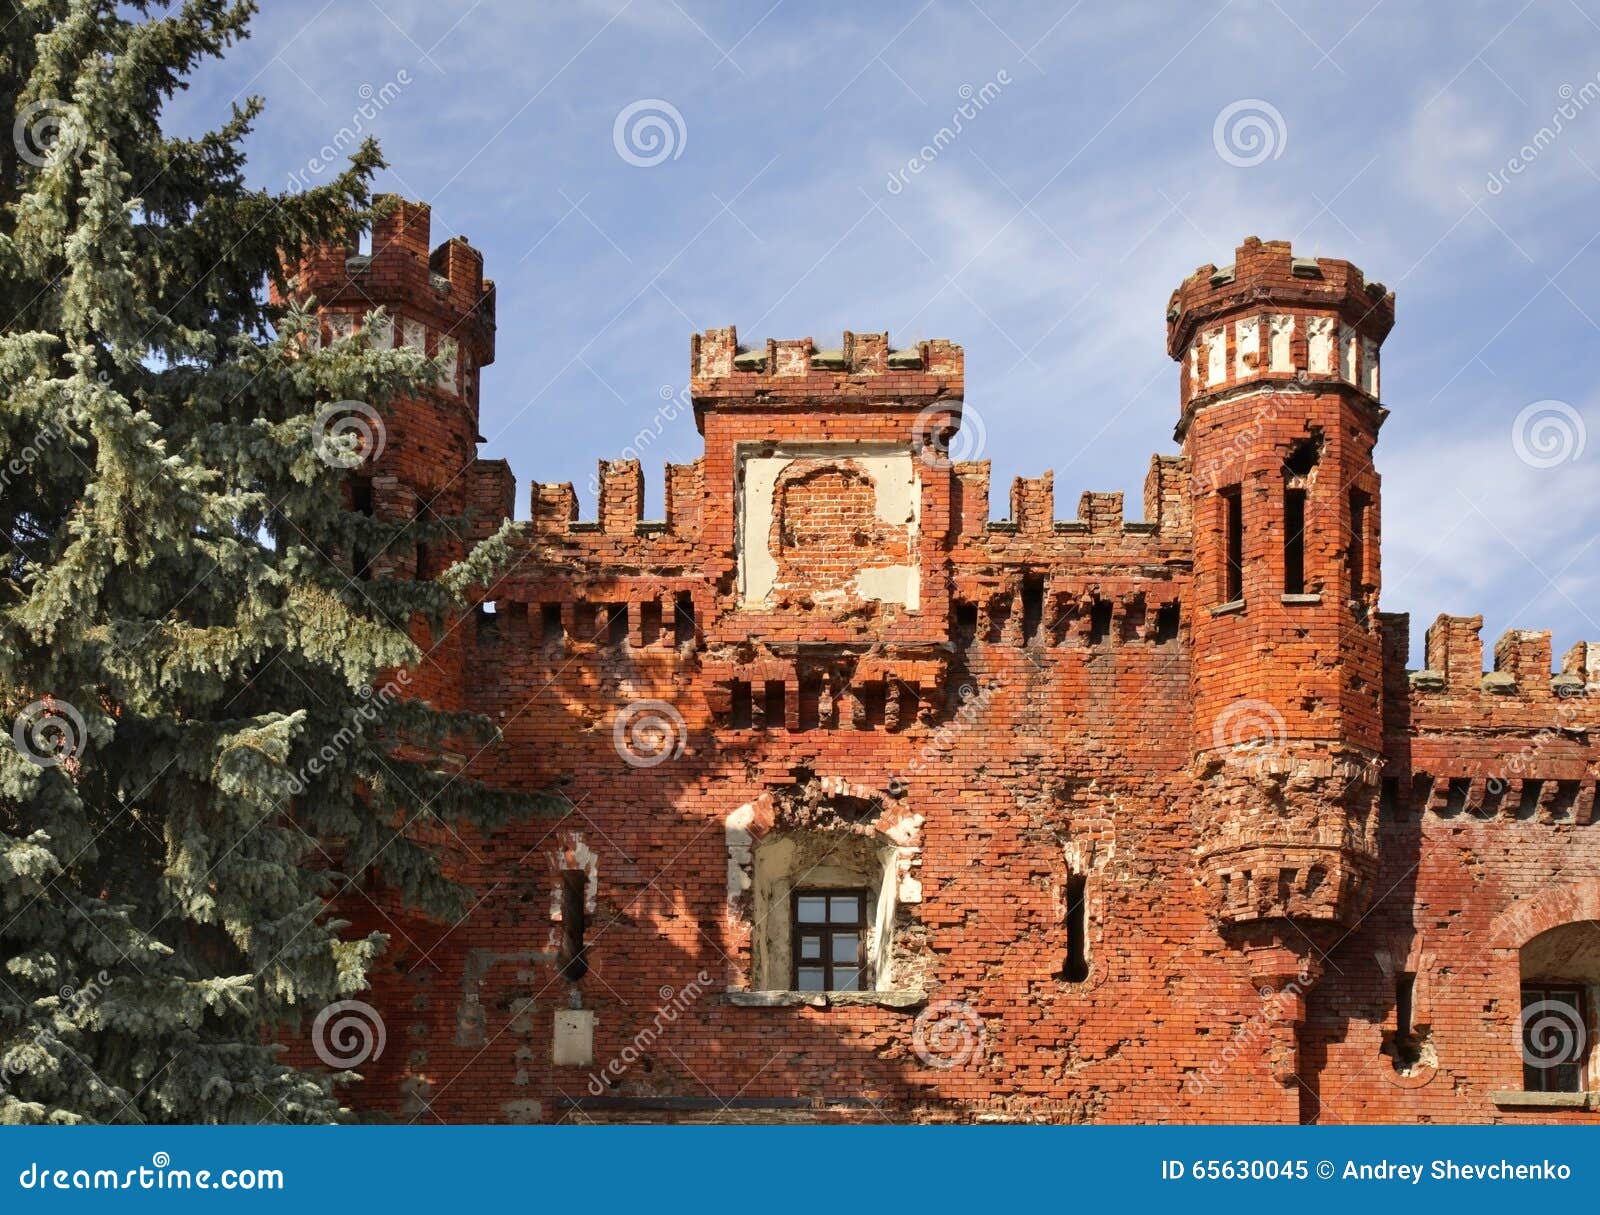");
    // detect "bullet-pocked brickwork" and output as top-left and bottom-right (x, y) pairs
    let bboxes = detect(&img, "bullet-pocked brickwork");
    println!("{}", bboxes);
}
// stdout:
(286, 209), (1600, 1123)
